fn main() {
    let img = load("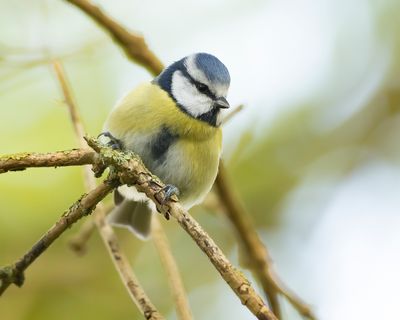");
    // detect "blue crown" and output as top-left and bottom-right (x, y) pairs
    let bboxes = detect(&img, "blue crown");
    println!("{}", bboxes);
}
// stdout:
(194, 53), (230, 85)
(155, 53), (230, 94)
